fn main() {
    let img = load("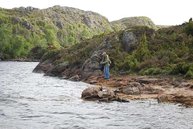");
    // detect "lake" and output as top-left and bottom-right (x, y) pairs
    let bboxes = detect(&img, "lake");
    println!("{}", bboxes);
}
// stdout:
(0, 62), (193, 129)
